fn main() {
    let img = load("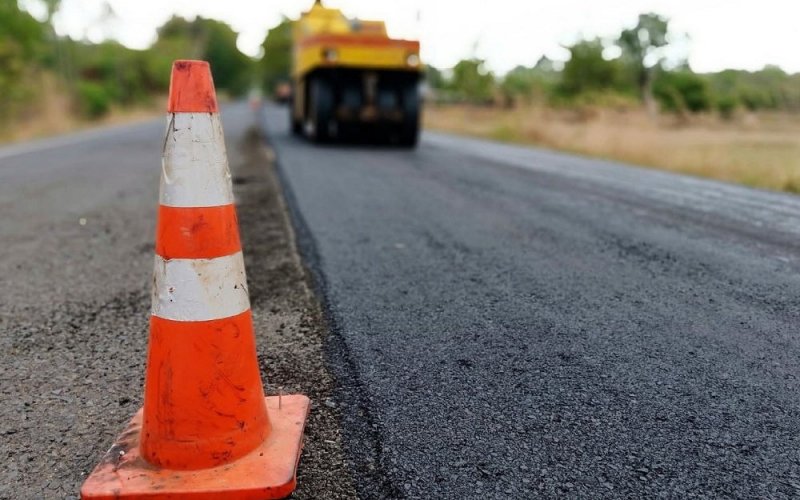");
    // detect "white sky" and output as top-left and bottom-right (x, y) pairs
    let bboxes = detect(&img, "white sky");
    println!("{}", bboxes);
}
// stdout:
(23, 0), (800, 74)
